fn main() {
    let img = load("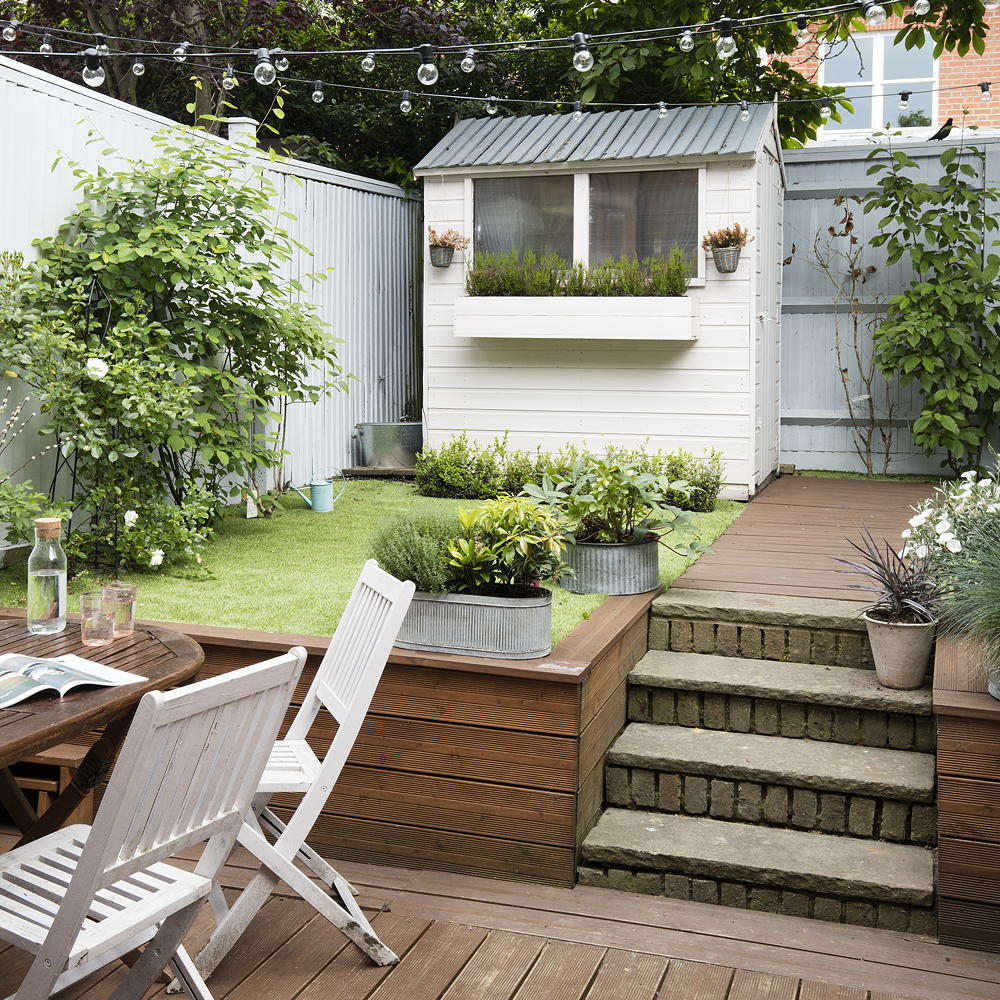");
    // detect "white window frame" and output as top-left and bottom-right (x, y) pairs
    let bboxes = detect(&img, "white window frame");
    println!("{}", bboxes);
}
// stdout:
(818, 31), (938, 136)
(466, 163), (706, 284)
